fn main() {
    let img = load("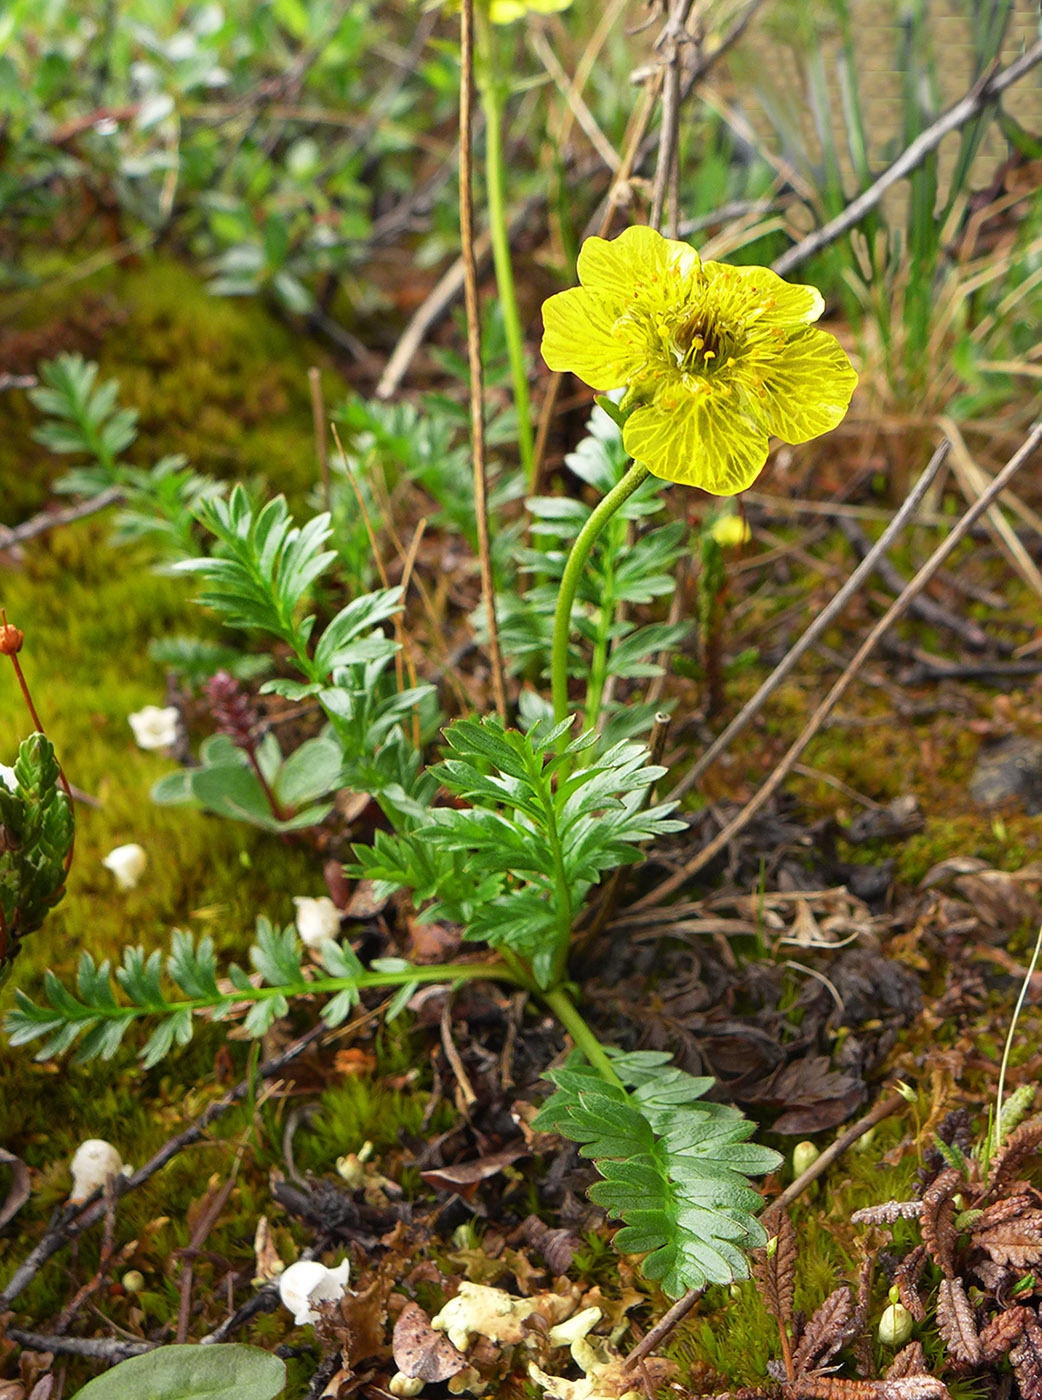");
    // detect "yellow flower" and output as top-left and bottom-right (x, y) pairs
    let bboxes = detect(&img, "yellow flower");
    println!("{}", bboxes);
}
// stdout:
(541, 225), (857, 495)
(488, 0), (571, 20)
